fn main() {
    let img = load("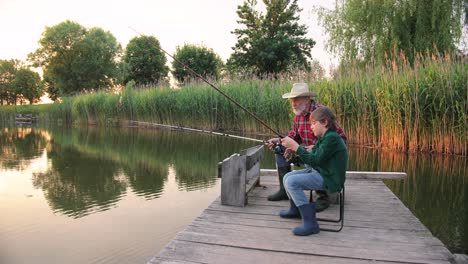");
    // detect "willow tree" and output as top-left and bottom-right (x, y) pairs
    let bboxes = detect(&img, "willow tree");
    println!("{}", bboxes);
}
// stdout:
(317, 0), (468, 66)
(228, 0), (316, 77)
